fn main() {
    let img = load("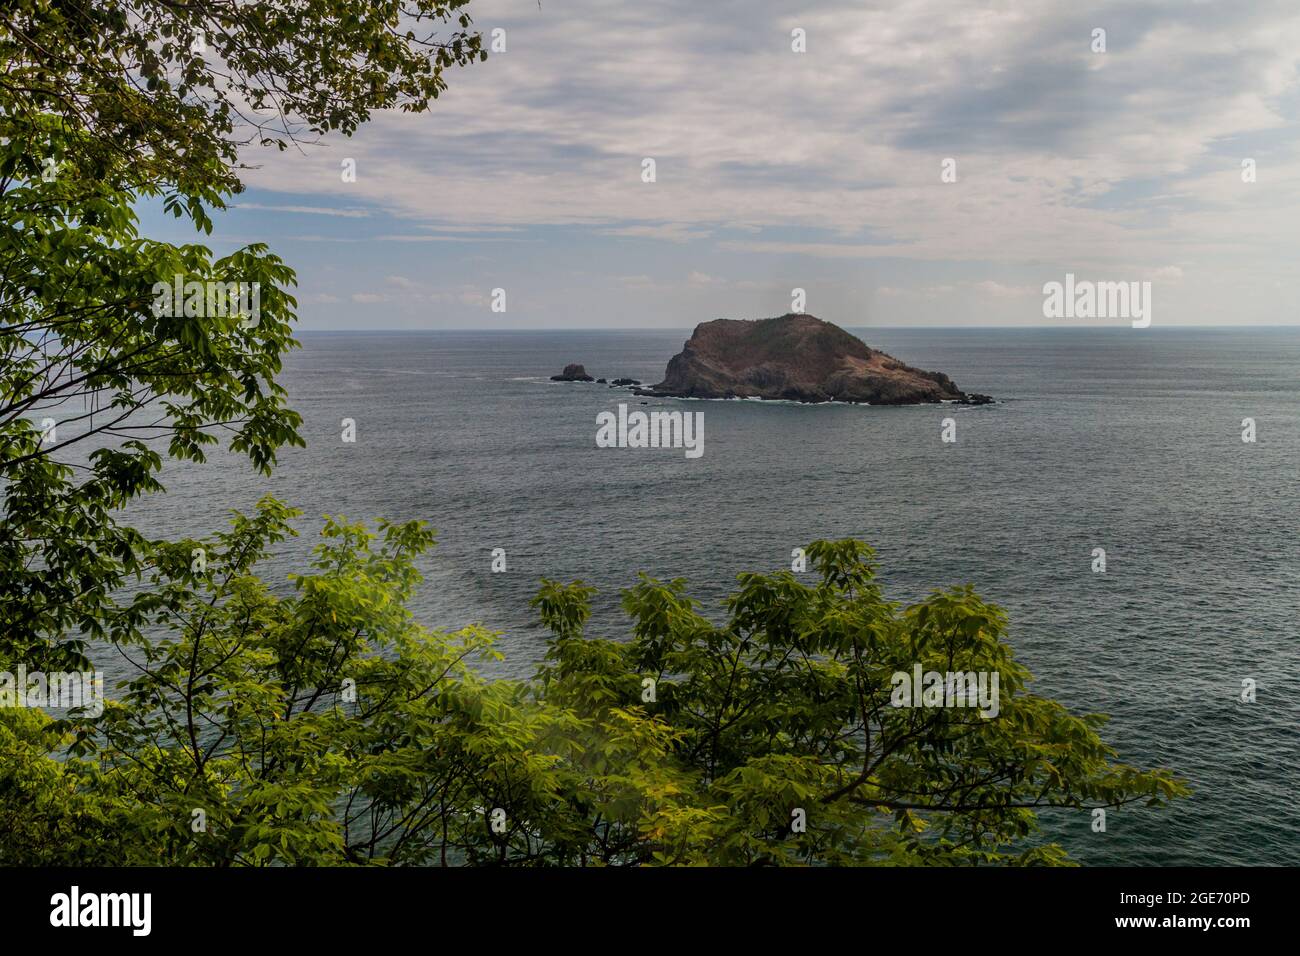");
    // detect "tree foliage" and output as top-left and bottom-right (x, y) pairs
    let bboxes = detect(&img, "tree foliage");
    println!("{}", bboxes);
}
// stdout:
(0, 122), (302, 668)
(1, 0), (485, 199)
(0, 515), (1187, 866)
(0, 1), (486, 668)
